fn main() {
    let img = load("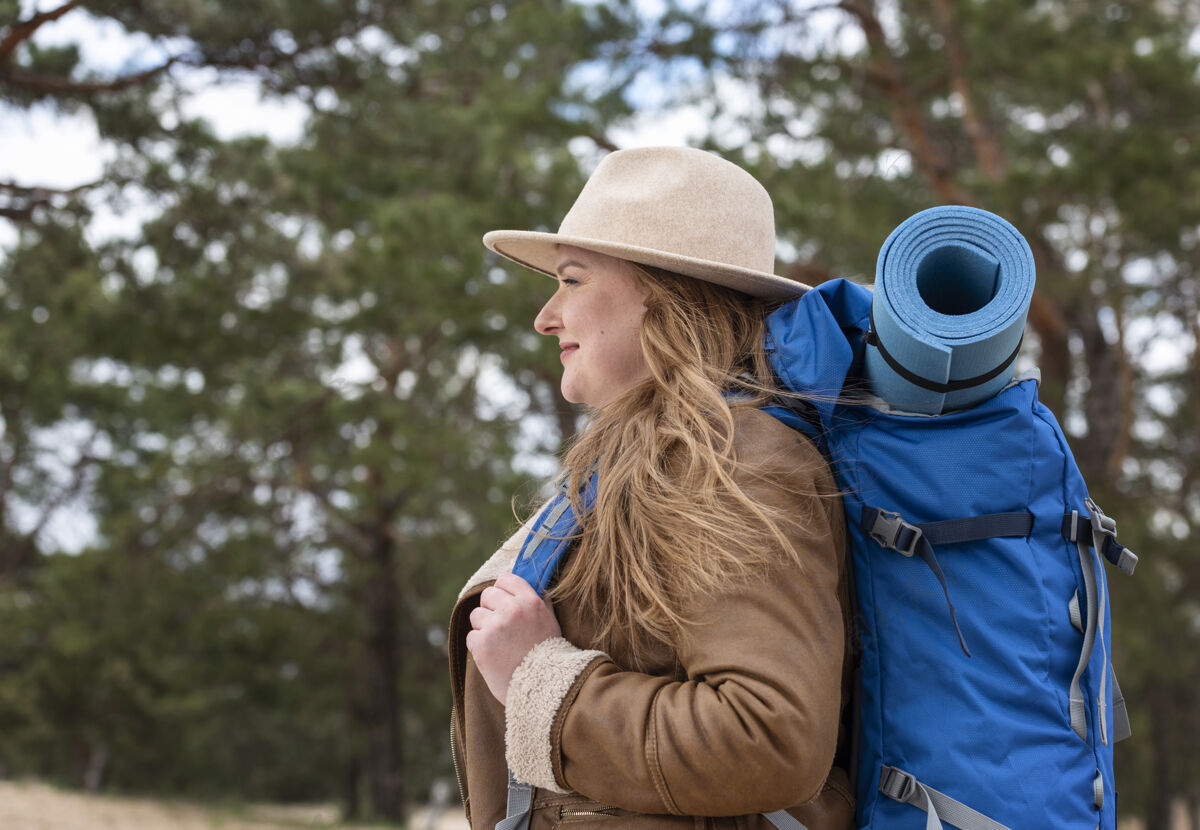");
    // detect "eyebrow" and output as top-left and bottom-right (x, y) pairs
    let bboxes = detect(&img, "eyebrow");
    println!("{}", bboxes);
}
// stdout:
(555, 259), (588, 276)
